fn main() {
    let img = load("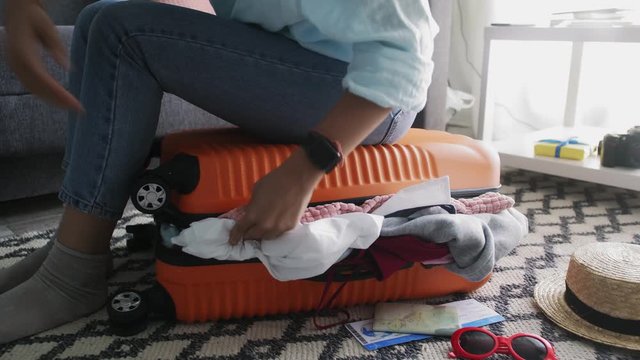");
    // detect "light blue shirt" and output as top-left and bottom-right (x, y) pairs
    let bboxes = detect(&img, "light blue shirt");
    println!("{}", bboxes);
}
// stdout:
(211, 0), (439, 112)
